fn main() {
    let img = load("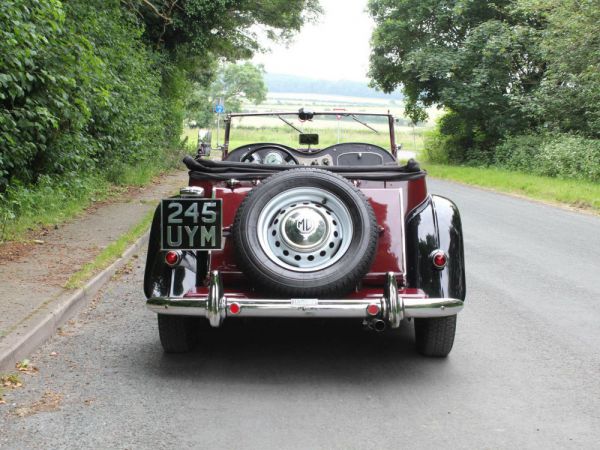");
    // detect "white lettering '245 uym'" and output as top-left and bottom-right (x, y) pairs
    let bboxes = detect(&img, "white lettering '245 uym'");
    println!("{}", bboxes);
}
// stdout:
(167, 225), (216, 247)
